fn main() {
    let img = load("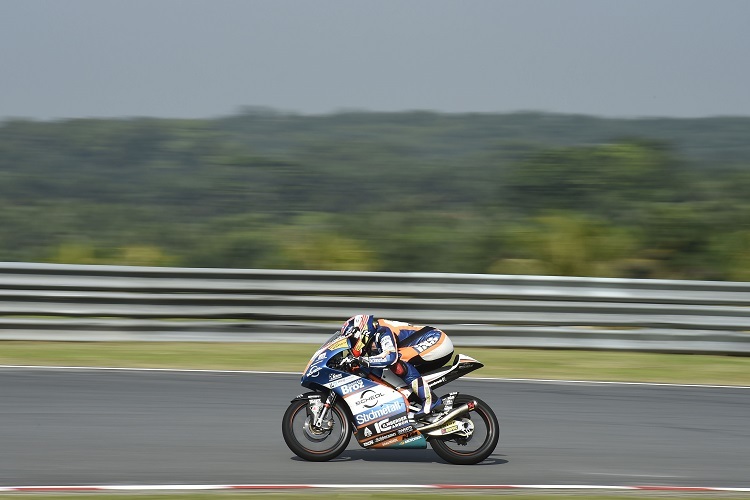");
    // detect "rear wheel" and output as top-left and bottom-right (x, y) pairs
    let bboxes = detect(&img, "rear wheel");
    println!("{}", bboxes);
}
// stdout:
(429, 394), (499, 465)
(282, 397), (351, 462)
